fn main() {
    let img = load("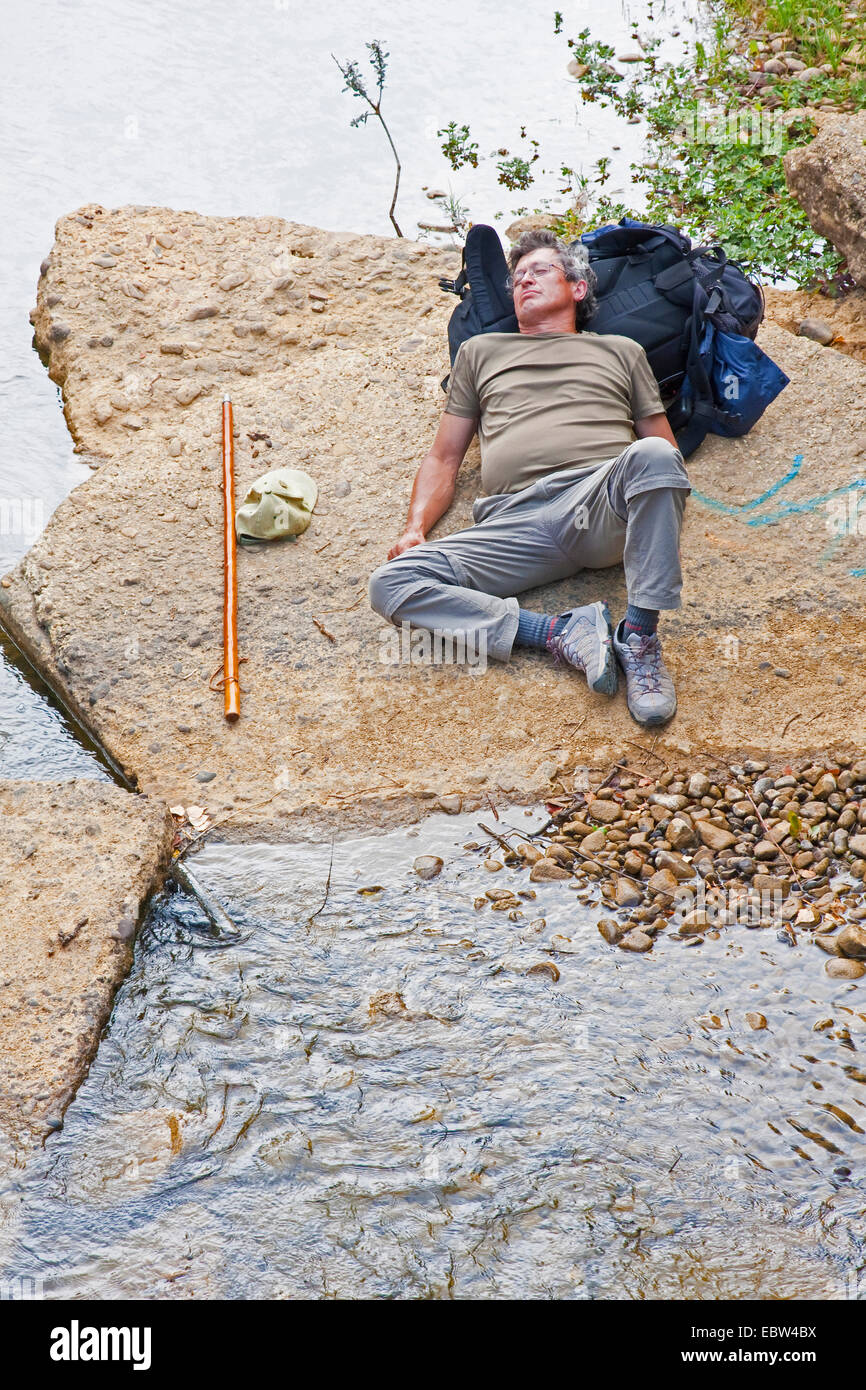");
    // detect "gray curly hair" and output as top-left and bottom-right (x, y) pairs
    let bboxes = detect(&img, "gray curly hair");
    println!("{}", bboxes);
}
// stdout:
(507, 229), (597, 330)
